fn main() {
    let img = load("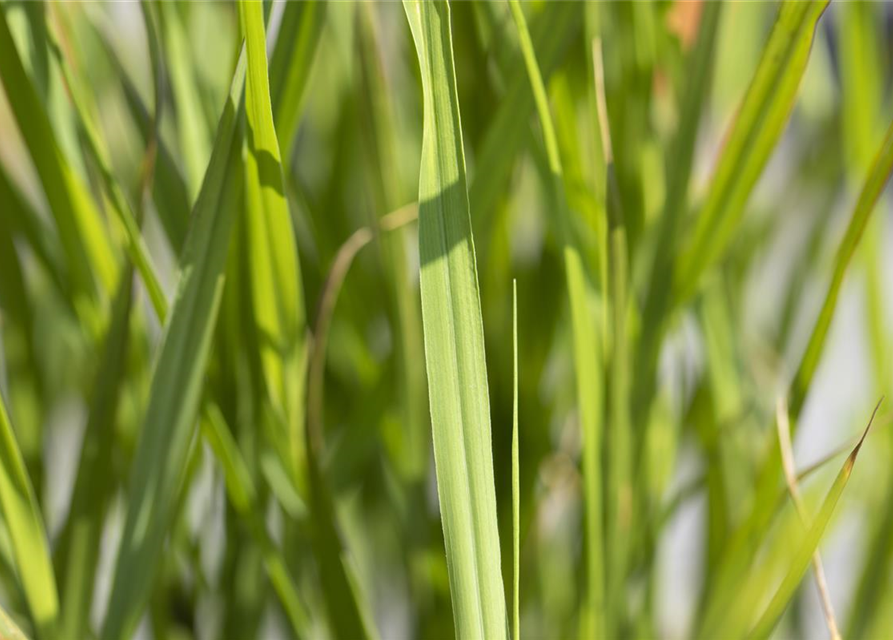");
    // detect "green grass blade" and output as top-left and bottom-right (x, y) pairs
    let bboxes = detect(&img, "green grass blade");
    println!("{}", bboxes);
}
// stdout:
(512, 280), (520, 640)
(0, 6), (116, 306)
(0, 389), (58, 639)
(506, 3), (608, 636)
(99, 51), (247, 640)
(747, 402), (881, 640)
(55, 273), (133, 640)
(403, 2), (507, 637)
(239, 0), (308, 489)
(700, 109), (893, 638)
(158, 3), (210, 202)
(269, 0), (326, 156)
(45, 25), (167, 321)
(674, 0), (829, 305)
(200, 405), (310, 637)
